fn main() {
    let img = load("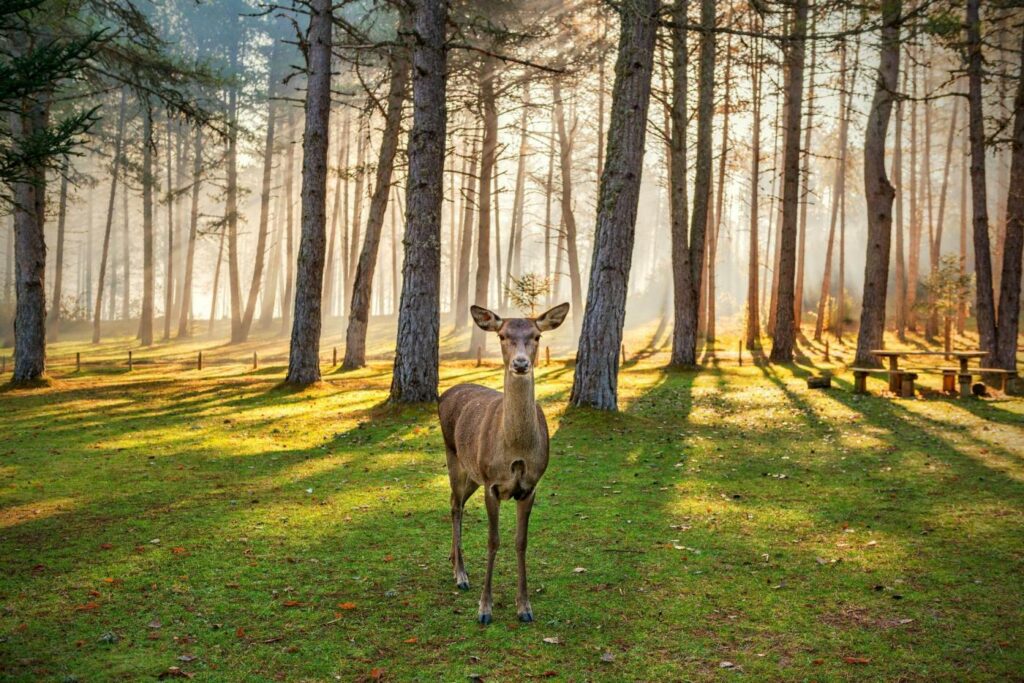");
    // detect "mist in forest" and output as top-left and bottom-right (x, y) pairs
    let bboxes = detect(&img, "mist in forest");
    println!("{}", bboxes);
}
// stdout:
(2, 0), (1022, 392)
